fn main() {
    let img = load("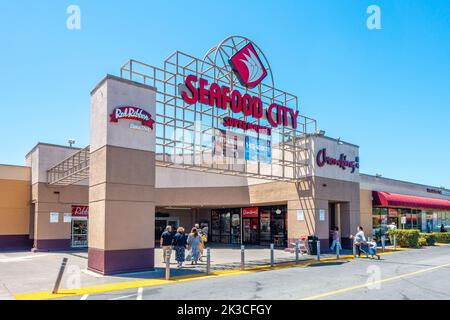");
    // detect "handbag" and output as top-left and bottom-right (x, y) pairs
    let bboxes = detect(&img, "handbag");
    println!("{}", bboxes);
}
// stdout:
(186, 252), (192, 261)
